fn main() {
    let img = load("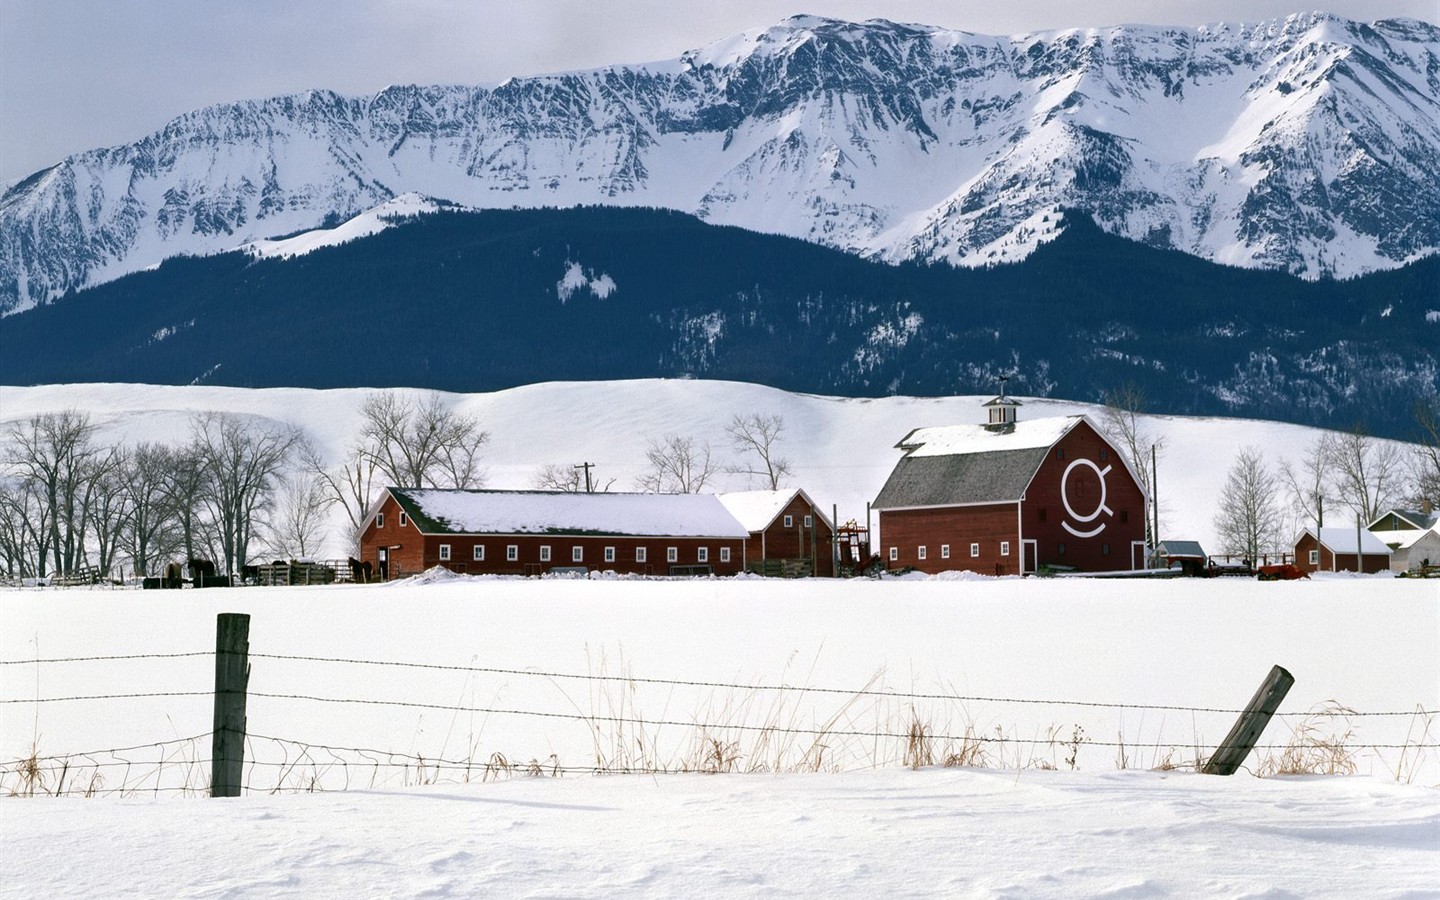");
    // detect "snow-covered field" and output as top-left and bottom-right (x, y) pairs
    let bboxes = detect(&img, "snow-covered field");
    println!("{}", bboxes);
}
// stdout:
(1, 380), (1436, 896)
